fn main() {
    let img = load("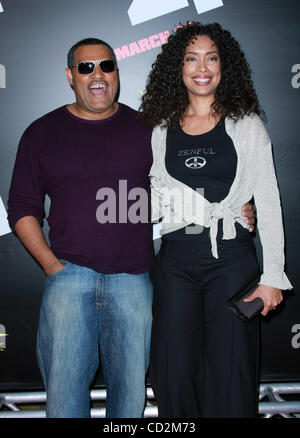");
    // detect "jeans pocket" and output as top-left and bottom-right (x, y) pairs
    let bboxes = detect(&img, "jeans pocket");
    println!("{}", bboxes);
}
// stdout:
(47, 259), (70, 278)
